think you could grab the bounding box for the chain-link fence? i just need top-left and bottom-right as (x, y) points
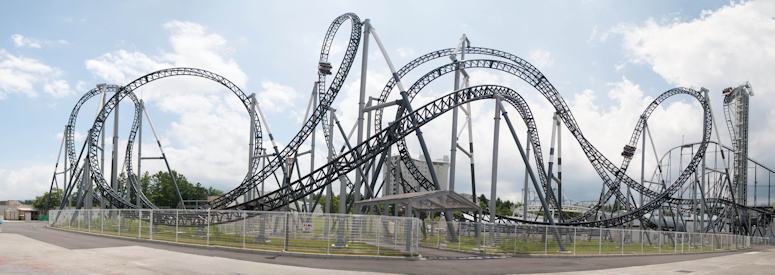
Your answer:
(49, 209), (421, 257)
(421, 220), (754, 256)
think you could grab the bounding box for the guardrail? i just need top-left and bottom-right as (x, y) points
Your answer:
(422, 220), (753, 256)
(49, 209), (421, 257)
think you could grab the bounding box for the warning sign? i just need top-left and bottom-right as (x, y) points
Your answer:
(303, 222), (313, 233)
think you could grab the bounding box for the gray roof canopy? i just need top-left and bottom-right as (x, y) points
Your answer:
(355, 190), (479, 211)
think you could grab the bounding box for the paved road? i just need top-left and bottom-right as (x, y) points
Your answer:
(0, 221), (761, 274)
(534, 250), (775, 275)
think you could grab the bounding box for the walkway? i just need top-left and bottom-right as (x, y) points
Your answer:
(0, 221), (764, 274)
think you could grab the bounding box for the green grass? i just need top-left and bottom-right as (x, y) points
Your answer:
(420, 234), (740, 255)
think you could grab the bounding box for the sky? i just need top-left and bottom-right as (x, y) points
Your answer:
(1, 0), (774, 205)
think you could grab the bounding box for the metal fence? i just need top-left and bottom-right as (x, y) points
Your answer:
(49, 209), (422, 257)
(421, 220), (754, 256)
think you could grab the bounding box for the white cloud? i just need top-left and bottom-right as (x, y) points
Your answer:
(83, 20), (286, 192)
(43, 80), (74, 98)
(528, 49), (554, 68)
(616, 0), (775, 165)
(85, 50), (166, 84)
(11, 34), (41, 48)
(0, 49), (74, 99)
(396, 47), (417, 59)
(10, 34), (69, 48)
(256, 81), (298, 113)
(0, 165), (52, 200)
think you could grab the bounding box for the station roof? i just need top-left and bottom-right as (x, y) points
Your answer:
(354, 190), (479, 211)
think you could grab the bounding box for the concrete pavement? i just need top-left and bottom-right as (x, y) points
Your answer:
(533, 249), (775, 275)
(0, 232), (388, 274)
(1, 221), (768, 274)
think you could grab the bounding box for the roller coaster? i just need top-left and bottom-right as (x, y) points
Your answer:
(49, 13), (774, 238)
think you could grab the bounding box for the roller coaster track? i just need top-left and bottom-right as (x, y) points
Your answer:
(58, 85), (156, 210)
(58, 13), (766, 231)
(209, 13), (362, 209)
(377, 56), (710, 225)
(80, 68), (262, 209)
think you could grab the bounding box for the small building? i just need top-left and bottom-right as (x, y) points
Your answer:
(0, 200), (40, 221)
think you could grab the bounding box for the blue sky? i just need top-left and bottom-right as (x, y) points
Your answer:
(2, 1), (773, 203)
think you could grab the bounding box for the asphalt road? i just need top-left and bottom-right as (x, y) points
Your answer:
(2, 221), (757, 275)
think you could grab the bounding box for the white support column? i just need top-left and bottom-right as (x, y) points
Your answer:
(137, 100), (144, 208)
(354, 19), (370, 212)
(247, 93), (257, 202)
(523, 131), (531, 220)
(109, 84), (120, 196)
(489, 96), (502, 229)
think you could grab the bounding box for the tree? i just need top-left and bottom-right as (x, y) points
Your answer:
(34, 170), (223, 210)
(477, 194), (517, 216)
(137, 170), (223, 208)
(318, 194), (354, 213)
(207, 186), (223, 196)
(33, 189), (64, 212)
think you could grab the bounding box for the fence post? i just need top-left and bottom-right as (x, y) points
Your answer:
(150, 210), (154, 240)
(514, 224), (518, 255)
(88, 210), (91, 232)
(436, 221), (441, 248)
(138, 210), (141, 239)
(621, 229), (624, 255)
(702, 233), (705, 252)
(242, 211), (247, 249)
(101, 209), (104, 233)
(283, 211), (289, 252)
(326, 214), (331, 255)
(175, 209), (179, 243)
(673, 232), (677, 254)
(118, 210), (121, 236)
(573, 227), (577, 256)
(377, 217), (381, 256)
(458, 221), (462, 251)
(544, 226), (548, 255)
(598, 227), (602, 255)
(395, 218), (398, 252)
(640, 230), (644, 255)
(206, 209), (210, 246)
(659, 232), (662, 254)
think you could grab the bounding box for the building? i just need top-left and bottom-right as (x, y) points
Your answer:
(0, 200), (40, 221)
(383, 155), (449, 195)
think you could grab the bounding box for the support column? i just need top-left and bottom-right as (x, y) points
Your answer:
(489, 97), (502, 227)
(557, 116), (563, 216)
(448, 60), (461, 192)
(405, 203), (413, 253)
(640, 122), (645, 208)
(326, 113), (334, 214)
(83, 155), (93, 210)
(248, 93), (257, 202)
(498, 99), (564, 251)
(137, 100), (143, 208)
(354, 19), (370, 212)
(523, 131), (530, 219)
(110, 85), (119, 195)
(99, 87), (107, 204)
(546, 113), (559, 221)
